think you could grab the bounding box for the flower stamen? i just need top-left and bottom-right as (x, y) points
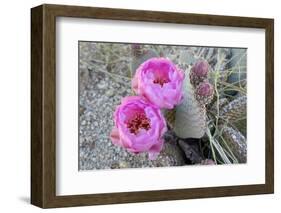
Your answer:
(153, 78), (169, 86)
(127, 113), (151, 134)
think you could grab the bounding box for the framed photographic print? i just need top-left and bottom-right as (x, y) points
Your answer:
(31, 4), (274, 208)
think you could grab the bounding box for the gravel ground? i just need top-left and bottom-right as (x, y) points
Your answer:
(79, 42), (186, 170)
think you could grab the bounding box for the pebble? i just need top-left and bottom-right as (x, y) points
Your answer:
(105, 90), (114, 97)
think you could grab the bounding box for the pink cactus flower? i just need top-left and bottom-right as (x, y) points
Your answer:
(132, 58), (184, 109)
(110, 96), (167, 160)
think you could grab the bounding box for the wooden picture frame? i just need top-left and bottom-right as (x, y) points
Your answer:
(31, 4), (274, 208)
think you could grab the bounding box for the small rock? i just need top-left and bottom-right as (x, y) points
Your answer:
(105, 90), (114, 97)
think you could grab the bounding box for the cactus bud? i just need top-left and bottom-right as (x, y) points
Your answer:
(190, 60), (209, 86)
(200, 159), (216, 165)
(195, 81), (214, 105)
(131, 44), (147, 57)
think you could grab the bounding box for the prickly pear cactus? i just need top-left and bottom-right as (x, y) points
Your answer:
(222, 126), (247, 163)
(220, 96), (247, 123)
(173, 68), (207, 138)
